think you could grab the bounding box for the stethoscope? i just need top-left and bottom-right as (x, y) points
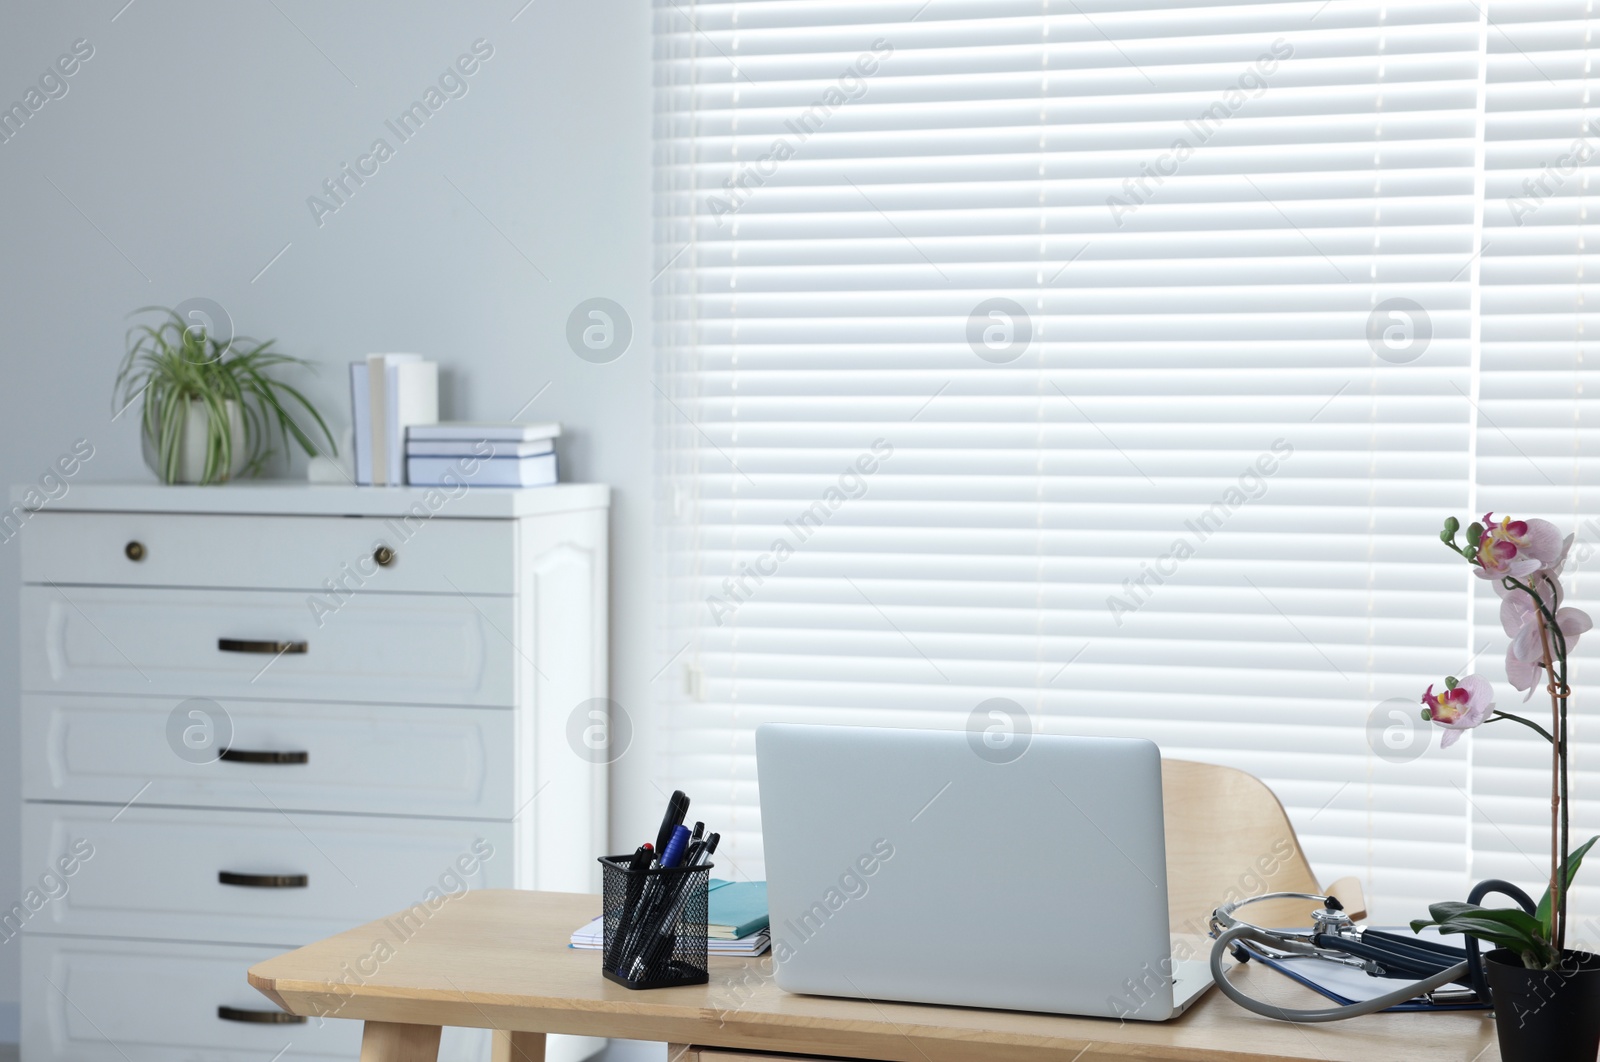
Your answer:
(1208, 879), (1537, 1022)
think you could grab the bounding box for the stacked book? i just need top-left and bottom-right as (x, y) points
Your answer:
(570, 879), (771, 957)
(405, 421), (560, 487)
(350, 354), (439, 486)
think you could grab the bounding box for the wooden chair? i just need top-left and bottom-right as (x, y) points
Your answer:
(1162, 758), (1366, 936)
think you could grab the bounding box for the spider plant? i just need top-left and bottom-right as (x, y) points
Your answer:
(113, 306), (336, 484)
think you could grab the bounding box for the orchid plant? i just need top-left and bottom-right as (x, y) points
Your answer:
(1409, 514), (1598, 971)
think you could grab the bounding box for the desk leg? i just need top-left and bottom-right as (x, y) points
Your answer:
(491, 1030), (547, 1062)
(358, 1021), (442, 1062)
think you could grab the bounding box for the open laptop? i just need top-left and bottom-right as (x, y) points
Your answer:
(755, 723), (1214, 1021)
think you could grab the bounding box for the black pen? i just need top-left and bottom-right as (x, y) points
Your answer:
(632, 833), (719, 980)
(620, 827), (688, 973)
(697, 831), (720, 865)
(627, 831), (723, 985)
(620, 790), (693, 978)
(608, 843), (653, 970)
(653, 838), (705, 930)
(648, 831), (702, 936)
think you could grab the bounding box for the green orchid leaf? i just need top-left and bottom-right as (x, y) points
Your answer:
(1451, 907), (1547, 938)
(1424, 921), (1537, 952)
(1427, 920), (1550, 960)
(1426, 901), (1490, 923)
(1425, 903), (1545, 940)
(1417, 902), (1555, 964)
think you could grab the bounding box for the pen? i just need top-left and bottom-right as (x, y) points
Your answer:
(640, 825), (704, 966)
(660, 824), (691, 868)
(658, 837), (705, 939)
(619, 824), (691, 973)
(607, 843), (653, 970)
(616, 789), (698, 980)
(630, 836), (718, 980)
(620, 822), (696, 973)
(696, 832), (720, 865)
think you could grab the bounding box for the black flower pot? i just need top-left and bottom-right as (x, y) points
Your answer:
(1485, 948), (1600, 1062)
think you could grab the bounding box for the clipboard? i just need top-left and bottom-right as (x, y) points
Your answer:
(1233, 931), (1490, 1012)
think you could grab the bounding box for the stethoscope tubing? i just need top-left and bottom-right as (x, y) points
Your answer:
(1208, 923), (1472, 1023)
(1207, 889), (1489, 1022)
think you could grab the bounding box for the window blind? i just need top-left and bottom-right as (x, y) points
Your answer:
(651, 0), (1596, 924)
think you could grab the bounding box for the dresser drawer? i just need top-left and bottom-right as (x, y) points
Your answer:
(22, 510), (514, 595)
(21, 585), (516, 705)
(22, 805), (513, 945)
(22, 935), (491, 1062)
(22, 694), (518, 818)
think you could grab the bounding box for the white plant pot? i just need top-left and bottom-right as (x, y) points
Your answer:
(142, 399), (248, 484)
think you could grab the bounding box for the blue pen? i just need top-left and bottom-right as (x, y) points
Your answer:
(660, 824), (691, 868)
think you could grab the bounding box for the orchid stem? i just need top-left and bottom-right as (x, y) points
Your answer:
(1488, 711), (1556, 744)
(1521, 574), (1568, 953)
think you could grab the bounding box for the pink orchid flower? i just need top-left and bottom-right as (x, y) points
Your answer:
(1421, 675), (1496, 748)
(1474, 513), (1566, 588)
(1501, 577), (1593, 699)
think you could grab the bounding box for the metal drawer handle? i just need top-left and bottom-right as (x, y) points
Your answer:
(374, 545), (395, 567)
(217, 638), (308, 655)
(218, 871), (308, 889)
(124, 540), (145, 562)
(219, 749), (309, 765)
(217, 1005), (306, 1025)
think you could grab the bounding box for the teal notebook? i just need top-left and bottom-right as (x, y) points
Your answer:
(707, 879), (769, 940)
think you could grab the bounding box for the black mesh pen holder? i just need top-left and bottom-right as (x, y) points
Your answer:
(598, 855), (713, 990)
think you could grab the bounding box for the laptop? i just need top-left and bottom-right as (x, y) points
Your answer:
(755, 723), (1214, 1021)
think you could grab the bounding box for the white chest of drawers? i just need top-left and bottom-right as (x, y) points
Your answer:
(10, 483), (610, 1062)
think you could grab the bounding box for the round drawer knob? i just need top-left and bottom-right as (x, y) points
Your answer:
(124, 541), (145, 562)
(373, 546), (395, 568)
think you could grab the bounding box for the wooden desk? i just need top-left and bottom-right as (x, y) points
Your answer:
(249, 890), (1499, 1062)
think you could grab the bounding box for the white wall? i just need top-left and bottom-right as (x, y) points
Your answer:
(0, 0), (663, 1035)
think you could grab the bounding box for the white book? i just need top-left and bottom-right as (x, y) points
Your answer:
(407, 421), (561, 443)
(349, 362), (373, 485)
(365, 354), (422, 486)
(407, 453), (558, 488)
(387, 361), (438, 485)
(406, 438), (555, 458)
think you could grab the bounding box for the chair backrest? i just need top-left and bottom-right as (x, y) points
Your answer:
(1161, 758), (1323, 935)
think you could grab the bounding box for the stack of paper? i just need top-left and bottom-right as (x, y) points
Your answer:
(569, 917), (770, 956)
(571, 879), (772, 957)
(405, 422), (560, 488)
(349, 354), (439, 486)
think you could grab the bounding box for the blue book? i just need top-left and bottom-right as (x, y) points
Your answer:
(707, 880), (769, 940)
